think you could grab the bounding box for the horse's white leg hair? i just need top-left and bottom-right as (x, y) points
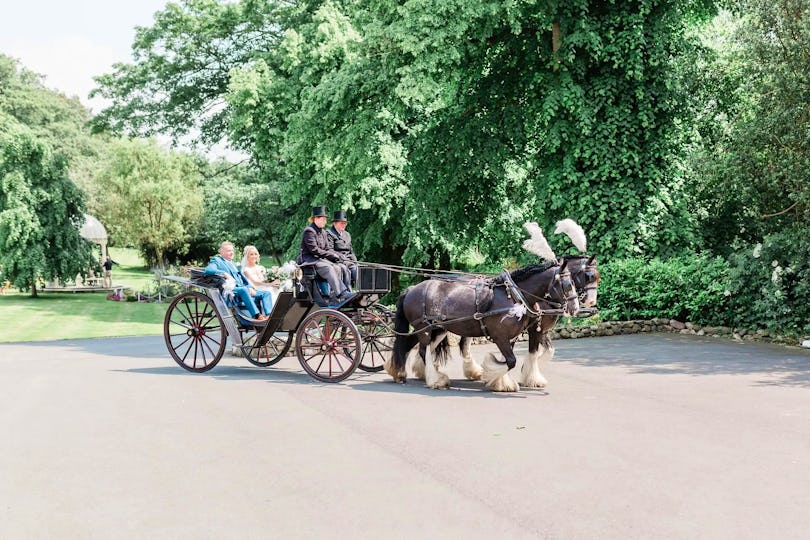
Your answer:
(410, 350), (426, 380)
(460, 338), (482, 380)
(481, 352), (519, 392)
(538, 342), (555, 380)
(520, 348), (548, 388)
(424, 331), (450, 389)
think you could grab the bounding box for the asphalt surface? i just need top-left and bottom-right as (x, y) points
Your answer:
(1, 333), (809, 539)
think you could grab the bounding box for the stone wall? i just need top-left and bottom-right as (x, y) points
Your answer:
(540, 318), (804, 346)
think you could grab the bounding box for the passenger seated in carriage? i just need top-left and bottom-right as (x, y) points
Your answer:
(296, 206), (353, 305)
(204, 241), (272, 321)
(241, 245), (281, 304)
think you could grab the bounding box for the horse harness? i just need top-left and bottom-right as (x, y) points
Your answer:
(407, 268), (573, 338)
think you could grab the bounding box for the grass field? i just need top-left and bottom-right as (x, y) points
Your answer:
(0, 248), (166, 342)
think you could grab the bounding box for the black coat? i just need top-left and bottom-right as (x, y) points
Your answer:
(298, 223), (341, 265)
(327, 226), (357, 263)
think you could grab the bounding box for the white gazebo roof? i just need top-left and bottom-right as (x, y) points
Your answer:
(80, 214), (108, 243)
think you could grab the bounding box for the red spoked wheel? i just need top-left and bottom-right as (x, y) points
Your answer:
(355, 305), (394, 372)
(295, 309), (361, 383)
(243, 329), (294, 367)
(164, 291), (226, 372)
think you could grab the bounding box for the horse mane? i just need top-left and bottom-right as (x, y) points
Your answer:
(497, 261), (557, 284)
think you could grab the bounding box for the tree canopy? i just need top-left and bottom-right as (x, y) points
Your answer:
(94, 138), (204, 267)
(0, 127), (97, 296)
(93, 0), (719, 268)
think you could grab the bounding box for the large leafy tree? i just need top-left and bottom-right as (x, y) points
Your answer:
(90, 0), (288, 146)
(0, 127), (97, 297)
(94, 0), (717, 267)
(687, 1), (809, 251)
(94, 138), (204, 267)
(0, 54), (118, 222)
(229, 0), (715, 265)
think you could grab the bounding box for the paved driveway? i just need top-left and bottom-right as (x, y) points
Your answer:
(1, 333), (809, 539)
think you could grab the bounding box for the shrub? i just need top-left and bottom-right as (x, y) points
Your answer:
(725, 231), (810, 334)
(598, 254), (731, 325)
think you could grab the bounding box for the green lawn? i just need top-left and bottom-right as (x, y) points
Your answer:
(0, 248), (167, 342)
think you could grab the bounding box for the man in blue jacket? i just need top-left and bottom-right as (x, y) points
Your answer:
(205, 241), (272, 320)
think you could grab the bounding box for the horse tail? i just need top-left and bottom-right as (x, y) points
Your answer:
(392, 288), (417, 371)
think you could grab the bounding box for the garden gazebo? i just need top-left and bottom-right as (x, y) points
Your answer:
(79, 214), (108, 258)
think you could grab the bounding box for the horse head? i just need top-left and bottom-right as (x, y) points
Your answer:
(509, 260), (580, 317)
(564, 254), (600, 308)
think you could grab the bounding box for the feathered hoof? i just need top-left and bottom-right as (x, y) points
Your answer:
(426, 371), (450, 390)
(463, 360), (483, 381)
(521, 373), (548, 389)
(482, 353), (519, 392)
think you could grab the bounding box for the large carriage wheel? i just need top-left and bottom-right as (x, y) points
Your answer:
(355, 304), (394, 372)
(164, 291), (226, 372)
(295, 309), (361, 383)
(242, 329), (294, 367)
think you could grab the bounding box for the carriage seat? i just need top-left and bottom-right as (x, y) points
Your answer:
(299, 265), (331, 297)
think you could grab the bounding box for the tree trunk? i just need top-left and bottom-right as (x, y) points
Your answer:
(30, 275), (38, 298)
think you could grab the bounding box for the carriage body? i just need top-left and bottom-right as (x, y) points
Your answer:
(162, 265), (393, 382)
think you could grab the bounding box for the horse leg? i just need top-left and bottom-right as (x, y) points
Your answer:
(410, 347), (426, 380)
(410, 329), (447, 381)
(521, 323), (548, 388)
(385, 291), (415, 383)
(423, 330), (450, 389)
(458, 336), (482, 380)
(481, 340), (519, 392)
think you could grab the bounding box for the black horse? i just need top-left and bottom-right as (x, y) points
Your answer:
(386, 260), (580, 391)
(449, 254), (600, 389)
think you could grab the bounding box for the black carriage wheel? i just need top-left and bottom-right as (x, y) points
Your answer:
(295, 309), (361, 383)
(164, 291), (226, 373)
(355, 305), (394, 372)
(243, 330), (294, 367)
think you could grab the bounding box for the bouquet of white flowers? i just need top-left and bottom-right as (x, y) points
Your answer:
(265, 261), (298, 291)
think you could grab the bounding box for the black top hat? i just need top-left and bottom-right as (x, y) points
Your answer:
(310, 206), (327, 218)
(332, 210), (348, 222)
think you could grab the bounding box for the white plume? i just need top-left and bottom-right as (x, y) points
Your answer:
(554, 218), (587, 252)
(522, 221), (557, 261)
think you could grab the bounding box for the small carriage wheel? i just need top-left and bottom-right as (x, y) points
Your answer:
(295, 309), (362, 383)
(242, 330), (294, 367)
(355, 305), (394, 372)
(164, 291), (226, 373)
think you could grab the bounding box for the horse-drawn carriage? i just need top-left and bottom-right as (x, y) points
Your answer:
(162, 219), (599, 391)
(162, 264), (394, 382)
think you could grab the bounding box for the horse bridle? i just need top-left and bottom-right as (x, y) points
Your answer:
(572, 256), (599, 301)
(514, 262), (578, 313)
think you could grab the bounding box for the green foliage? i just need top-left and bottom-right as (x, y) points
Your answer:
(95, 0), (717, 268)
(725, 231), (810, 334)
(0, 128), (97, 296)
(0, 54), (93, 159)
(598, 254), (731, 324)
(94, 138), (204, 267)
(187, 160), (290, 264)
(90, 0), (287, 146)
(686, 2), (810, 252)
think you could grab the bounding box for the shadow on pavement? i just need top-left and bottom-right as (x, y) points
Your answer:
(550, 333), (810, 388)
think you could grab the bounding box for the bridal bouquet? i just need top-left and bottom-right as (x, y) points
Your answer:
(265, 261), (298, 291)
